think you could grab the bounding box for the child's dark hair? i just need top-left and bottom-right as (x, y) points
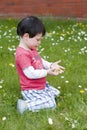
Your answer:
(17, 16), (46, 38)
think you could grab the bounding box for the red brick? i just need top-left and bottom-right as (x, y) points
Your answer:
(0, 0), (87, 18)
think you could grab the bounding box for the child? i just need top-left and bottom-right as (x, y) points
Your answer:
(15, 16), (64, 114)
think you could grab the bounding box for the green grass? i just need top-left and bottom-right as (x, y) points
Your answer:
(0, 17), (87, 130)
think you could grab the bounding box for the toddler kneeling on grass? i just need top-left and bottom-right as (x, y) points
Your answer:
(15, 16), (64, 114)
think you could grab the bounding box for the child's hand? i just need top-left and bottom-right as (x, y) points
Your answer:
(51, 60), (61, 68)
(54, 68), (64, 74)
(47, 68), (62, 76)
(50, 60), (65, 72)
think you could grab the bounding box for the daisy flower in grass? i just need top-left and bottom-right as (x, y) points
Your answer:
(65, 80), (69, 83)
(9, 63), (15, 67)
(0, 85), (2, 89)
(0, 79), (4, 84)
(48, 118), (53, 125)
(2, 116), (6, 121)
(84, 88), (87, 91)
(80, 90), (84, 94)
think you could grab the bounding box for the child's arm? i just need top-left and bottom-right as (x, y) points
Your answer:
(23, 60), (65, 79)
(42, 59), (65, 71)
(23, 66), (47, 79)
(42, 58), (52, 69)
(23, 66), (62, 79)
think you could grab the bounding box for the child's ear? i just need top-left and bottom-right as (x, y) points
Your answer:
(23, 33), (29, 39)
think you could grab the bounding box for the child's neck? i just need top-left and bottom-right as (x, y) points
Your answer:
(19, 38), (30, 50)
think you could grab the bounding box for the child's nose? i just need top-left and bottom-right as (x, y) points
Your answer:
(38, 41), (41, 44)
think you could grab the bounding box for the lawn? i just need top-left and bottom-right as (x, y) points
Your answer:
(0, 17), (87, 130)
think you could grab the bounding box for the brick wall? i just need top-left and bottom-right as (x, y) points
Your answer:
(0, 0), (87, 18)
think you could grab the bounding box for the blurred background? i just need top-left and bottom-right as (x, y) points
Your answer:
(0, 0), (87, 19)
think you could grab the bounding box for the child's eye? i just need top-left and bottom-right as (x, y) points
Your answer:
(37, 39), (40, 41)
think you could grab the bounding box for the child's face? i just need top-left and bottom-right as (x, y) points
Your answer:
(24, 33), (43, 50)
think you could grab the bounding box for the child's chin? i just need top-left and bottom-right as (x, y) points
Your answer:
(31, 47), (37, 50)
